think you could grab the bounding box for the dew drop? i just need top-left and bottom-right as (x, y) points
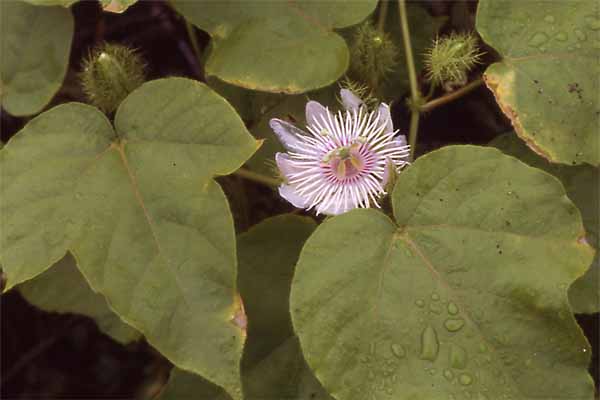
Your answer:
(447, 302), (459, 315)
(443, 369), (455, 381)
(429, 302), (442, 314)
(449, 344), (468, 369)
(415, 299), (425, 308)
(574, 29), (587, 41)
(585, 15), (600, 31)
(459, 373), (473, 386)
(478, 343), (488, 353)
(391, 343), (406, 359)
(444, 318), (466, 332)
(544, 15), (555, 23)
(420, 325), (440, 361)
(431, 293), (440, 301)
(555, 32), (568, 41)
(429, 368), (437, 375)
(528, 32), (549, 47)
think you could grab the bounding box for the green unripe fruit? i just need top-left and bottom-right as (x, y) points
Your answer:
(80, 43), (146, 113)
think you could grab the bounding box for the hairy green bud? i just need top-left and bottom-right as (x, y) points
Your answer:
(79, 43), (146, 113)
(349, 22), (398, 89)
(424, 32), (484, 91)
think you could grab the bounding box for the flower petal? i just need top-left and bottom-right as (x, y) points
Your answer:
(377, 103), (394, 134)
(396, 134), (407, 147)
(269, 118), (307, 151)
(305, 100), (330, 127)
(340, 89), (364, 111)
(275, 152), (301, 179)
(279, 184), (309, 209)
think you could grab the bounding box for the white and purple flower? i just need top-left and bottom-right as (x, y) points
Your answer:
(270, 89), (410, 215)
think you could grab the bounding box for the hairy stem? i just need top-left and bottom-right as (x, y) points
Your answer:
(185, 21), (202, 62)
(398, 0), (421, 161)
(420, 78), (484, 113)
(234, 167), (280, 188)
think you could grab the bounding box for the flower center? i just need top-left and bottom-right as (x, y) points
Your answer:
(327, 145), (365, 180)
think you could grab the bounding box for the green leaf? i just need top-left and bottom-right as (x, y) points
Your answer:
(238, 215), (331, 400)
(1, 103), (114, 288)
(491, 132), (600, 314)
(158, 368), (231, 400)
(291, 145), (594, 400)
(172, 1), (377, 93)
(476, 0), (599, 165)
(17, 253), (140, 344)
(21, 0), (78, 6)
(0, 77), (259, 398)
(99, 0), (138, 13)
(1, 0), (74, 116)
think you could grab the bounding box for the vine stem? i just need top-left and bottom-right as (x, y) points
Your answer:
(184, 20), (202, 62)
(420, 78), (484, 113)
(398, 0), (421, 161)
(377, 0), (389, 33)
(233, 168), (280, 188)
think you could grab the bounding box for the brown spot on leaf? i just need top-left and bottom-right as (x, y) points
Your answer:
(230, 292), (247, 336)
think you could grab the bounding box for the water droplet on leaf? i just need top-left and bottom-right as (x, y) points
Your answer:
(449, 344), (468, 369)
(444, 318), (466, 332)
(574, 29), (587, 41)
(391, 343), (406, 359)
(447, 302), (459, 315)
(420, 325), (440, 361)
(459, 373), (473, 386)
(443, 369), (455, 381)
(555, 32), (568, 41)
(585, 15), (600, 30)
(528, 32), (549, 47)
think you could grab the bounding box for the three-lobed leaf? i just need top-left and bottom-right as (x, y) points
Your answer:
(0, 77), (259, 399)
(172, 0), (378, 93)
(291, 145), (594, 400)
(491, 132), (599, 314)
(476, 0), (599, 165)
(1, 0), (74, 116)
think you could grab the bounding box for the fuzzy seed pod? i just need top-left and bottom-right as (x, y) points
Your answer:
(349, 22), (398, 89)
(80, 43), (146, 113)
(424, 32), (484, 91)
